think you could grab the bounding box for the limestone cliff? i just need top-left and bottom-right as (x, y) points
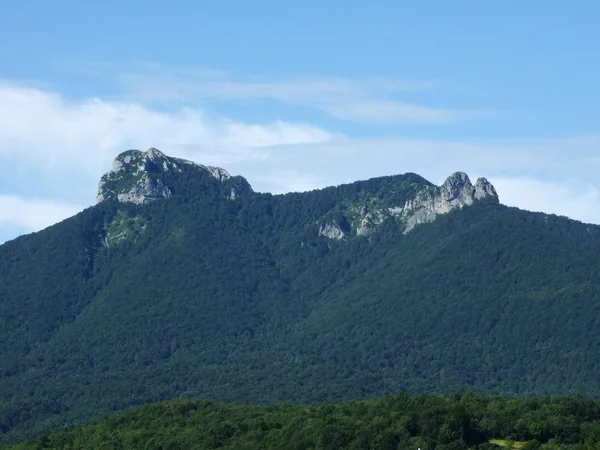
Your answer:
(97, 148), (251, 204)
(318, 172), (499, 239)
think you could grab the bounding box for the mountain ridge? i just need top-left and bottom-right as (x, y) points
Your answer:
(2, 147), (600, 444)
(96, 147), (499, 238)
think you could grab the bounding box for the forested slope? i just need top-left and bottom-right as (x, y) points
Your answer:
(3, 149), (600, 443)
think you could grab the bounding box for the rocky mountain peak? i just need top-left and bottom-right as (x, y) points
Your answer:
(318, 171), (499, 239)
(146, 147), (166, 160)
(401, 171), (499, 232)
(97, 148), (249, 205)
(440, 172), (476, 205)
(475, 177), (498, 200)
(441, 171), (470, 196)
(439, 172), (498, 206)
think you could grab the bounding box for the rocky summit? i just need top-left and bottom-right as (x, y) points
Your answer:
(317, 171), (499, 239)
(97, 148), (251, 205)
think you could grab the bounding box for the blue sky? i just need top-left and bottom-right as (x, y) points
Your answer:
(1, 1), (600, 243)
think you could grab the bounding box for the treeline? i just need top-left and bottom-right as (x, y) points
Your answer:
(8, 392), (600, 449)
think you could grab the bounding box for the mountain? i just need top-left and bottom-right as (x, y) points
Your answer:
(3, 148), (600, 443)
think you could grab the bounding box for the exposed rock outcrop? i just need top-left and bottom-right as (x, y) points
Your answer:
(356, 210), (386, 236)
(401, 172), (498, 233)
(319, 221), (346, 240)
(97, 148), (250, 205)
(475, 177), (498, 200)
(318, 172), (499, 239)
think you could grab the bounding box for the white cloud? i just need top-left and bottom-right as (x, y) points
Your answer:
(0, 82), (334, 236)
(0, 81), (333, 184)
(492, 178), (600, 224)
(230, 136), (600, 190)
(118, 69), (442, 101)
(224, 137), (600, 224)
(0, 195), (82, 231)
(115, 69), (463, 124)
(1, 80), (600, 243)
(322, 100), (472, 123)
(256, 170), (329, 194)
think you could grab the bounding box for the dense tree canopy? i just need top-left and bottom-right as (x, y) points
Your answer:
(3, 167), (600, 443)
(9, 393), (600, 449)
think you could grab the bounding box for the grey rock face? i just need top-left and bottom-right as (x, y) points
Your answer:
(318, 221), (346, 240)
(112, 153), (137, 172)
(440, 172), (475, 206)
(319, 171), (499, 239)
(96, 148), (248, 205)
(116, 175), (171, 205)
(207, 167), (231, 182)
(401, 172), (498, 233)
(356, 211), (386, 236)
(475, 177), (498, 200)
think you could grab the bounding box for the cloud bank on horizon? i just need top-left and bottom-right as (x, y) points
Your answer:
(1, 79), (600, 245)
(1, 1), (600, 244)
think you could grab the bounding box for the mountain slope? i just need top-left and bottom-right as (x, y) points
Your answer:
(2, 148), (600, 442)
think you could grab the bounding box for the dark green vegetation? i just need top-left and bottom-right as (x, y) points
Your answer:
(3, 150), (600, 443)
(10, 393), (600, 449)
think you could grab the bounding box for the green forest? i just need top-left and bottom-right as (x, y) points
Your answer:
(9, 393), (600, 449)
(4, 151), (600, 444)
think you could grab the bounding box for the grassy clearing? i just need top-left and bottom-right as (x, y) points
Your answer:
(489, 439), (526, 448)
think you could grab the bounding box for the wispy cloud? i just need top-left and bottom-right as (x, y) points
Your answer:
(0, 81), (333, 177)
(222, 136), (600, 225)
(88, 63), (478, 124)
(1, 80), (600, 243)
(321, 99), (477, 123)
(0, 81), (335, 237)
